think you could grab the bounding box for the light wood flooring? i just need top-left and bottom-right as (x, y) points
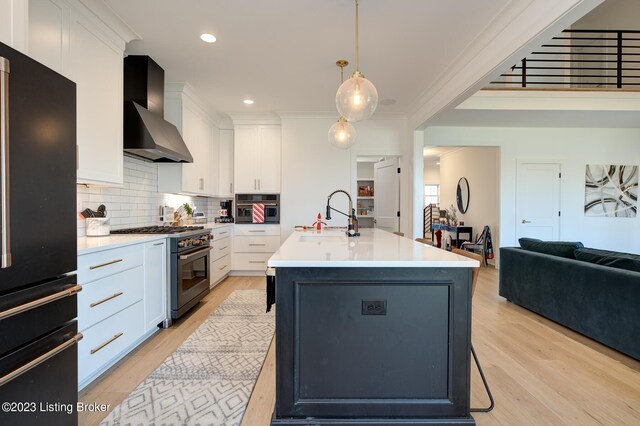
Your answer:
(79, 269), (640, 426)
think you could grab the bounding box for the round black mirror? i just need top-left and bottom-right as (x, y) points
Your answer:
(456, 177), (470, 214)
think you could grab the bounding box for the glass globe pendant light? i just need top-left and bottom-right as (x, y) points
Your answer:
(329, 117), (356, 149)
(335, 0), (378, 122)
(329, 60), (356, 149)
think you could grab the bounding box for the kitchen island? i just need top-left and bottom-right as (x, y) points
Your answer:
(267, 229), (479, 425)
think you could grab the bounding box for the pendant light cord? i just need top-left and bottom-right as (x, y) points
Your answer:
(355, 0), (359, 72)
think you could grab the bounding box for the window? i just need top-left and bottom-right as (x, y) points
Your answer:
(424, 184), (439, 206)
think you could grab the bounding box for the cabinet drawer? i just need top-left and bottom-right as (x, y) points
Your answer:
(211, 255), (231, 284)
(211, 237), (231, 261)
(212, 226), (233, 240)
(78, 265), (144, 331)
(233, 252), (272, 271)
(78, 244), (144, 284)
(234, 224), (280, 236)
(78, 301), (144, 385)
(234, 235), (280, 253)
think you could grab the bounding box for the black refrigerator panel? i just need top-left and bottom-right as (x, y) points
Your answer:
(0, 42), (77, 293)
(0, 321), (79, 426)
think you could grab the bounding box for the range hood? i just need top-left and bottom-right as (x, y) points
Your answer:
(123, 56), (193, 163)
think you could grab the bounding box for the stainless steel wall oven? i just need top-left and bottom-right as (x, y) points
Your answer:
(235, 194), (280, 224)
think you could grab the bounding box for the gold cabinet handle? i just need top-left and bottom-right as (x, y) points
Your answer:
(89, 292), (124, 308)
(90, 332), (123, 354)
(219, 246), (228, 250)
(89, 259), (123, 270)
(249, 260), (265, 264)
(521, 219), (531, 224)
(248, 230), (266, 233)
(248, 243), (266, 246)
(219, 265), (228, 270)
(153, 242), (165, 246)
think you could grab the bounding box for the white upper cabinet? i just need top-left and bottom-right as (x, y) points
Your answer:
(28, 0), (136, 186)
(0, 0), (28, 52)
(218, 129), (234, 198)
(159, 84), (219, 196)
(234, 125), (281, 193)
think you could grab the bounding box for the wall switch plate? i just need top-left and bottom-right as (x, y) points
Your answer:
(362, 300), (387, 315)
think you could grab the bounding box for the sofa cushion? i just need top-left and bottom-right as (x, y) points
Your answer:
(574, 248), (640, 273)
(518, 238), (584, 259)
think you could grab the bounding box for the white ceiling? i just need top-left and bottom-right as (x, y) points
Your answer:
(104, 0), (511, 117)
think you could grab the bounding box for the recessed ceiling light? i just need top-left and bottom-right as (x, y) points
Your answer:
(243, 99), (254, 105)
(200, 33), (217, 43)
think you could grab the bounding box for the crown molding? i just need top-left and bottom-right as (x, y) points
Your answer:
(227, 112), (281, 126)
(78, 0), (140, 44)
(276, 111), (408, 120)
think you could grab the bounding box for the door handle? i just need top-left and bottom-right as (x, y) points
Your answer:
(179, 246), (212, 260)
(521, 219), (531, 224)
(254, 179), (257, 190)
(1, 57), (10, 268)
(0, 284), (82, 321)
(258, 179), (261, 190)
(0, 332), (83, 387)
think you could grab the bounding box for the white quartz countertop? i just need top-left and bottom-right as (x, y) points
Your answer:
(77, 234), (168, 255)
(267, 228), (479, 268)
(78, 223), (232, 255)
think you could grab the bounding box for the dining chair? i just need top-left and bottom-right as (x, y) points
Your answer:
(461, 225), (490, 266)
(452, 248), (495, 413)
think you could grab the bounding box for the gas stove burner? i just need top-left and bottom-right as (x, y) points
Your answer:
(111, 226), (205, 235)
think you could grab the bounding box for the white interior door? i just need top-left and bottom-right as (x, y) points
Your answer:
(374, 158), (400, 233)
(516, 162), (561, 242)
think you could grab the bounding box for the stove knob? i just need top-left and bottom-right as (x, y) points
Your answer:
(178, 240), (186, 248)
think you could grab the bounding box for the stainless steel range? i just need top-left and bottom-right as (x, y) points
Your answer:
(111, 226), (212, 323)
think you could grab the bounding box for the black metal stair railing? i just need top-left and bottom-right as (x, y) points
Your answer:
(490, 29), (640, 88)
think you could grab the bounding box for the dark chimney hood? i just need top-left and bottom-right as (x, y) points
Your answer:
(123, 55), (193, 163)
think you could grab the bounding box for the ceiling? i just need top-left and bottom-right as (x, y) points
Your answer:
(104, 0), (511, 118)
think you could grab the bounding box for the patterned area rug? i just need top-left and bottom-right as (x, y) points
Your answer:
(100, 290), (275, 426)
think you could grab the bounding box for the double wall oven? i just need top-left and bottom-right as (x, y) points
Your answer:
(111, 226), (212, 323)
(236, 194), (280, 224)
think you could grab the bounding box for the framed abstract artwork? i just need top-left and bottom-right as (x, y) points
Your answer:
(585, 164), (638, 217)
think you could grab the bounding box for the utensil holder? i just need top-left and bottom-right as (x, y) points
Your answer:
(86, 217), (110, 236)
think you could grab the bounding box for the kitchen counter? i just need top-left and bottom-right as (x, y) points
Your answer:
(267, 228), (478, 268)
(77, 234), (168, 255)
(270, 228), (476, 425)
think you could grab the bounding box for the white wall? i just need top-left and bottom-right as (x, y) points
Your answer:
(439, 147), (500, 263)
(425, 127), (640, 255)
(423, 161), (440, 185)
(280, 116), (410, 241)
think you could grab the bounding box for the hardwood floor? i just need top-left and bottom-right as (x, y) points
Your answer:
(79, 270), (640, 426)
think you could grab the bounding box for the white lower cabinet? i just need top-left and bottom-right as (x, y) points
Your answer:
(78, 301), (145, 386)
(144, 240), (167, 331)
(232, 224), (280, 272)
(210, 225), (232, 286)
(77, 238), (168, 389)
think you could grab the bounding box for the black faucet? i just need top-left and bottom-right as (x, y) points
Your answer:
(326, 190), (360, 237)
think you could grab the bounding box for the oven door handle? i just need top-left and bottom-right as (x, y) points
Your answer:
(179, 246), (212, 261)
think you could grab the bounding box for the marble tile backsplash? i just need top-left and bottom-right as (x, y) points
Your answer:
(77, 156), (225, 236)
